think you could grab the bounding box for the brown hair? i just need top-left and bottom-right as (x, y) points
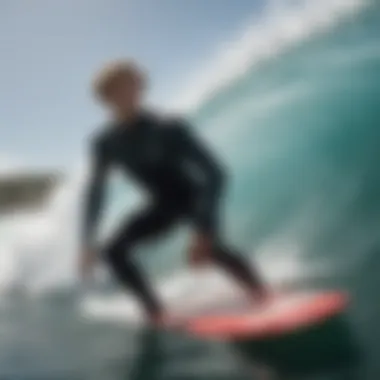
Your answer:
(92, 59), (146, 100)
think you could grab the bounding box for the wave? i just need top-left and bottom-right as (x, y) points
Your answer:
(0, 0), (373, 302)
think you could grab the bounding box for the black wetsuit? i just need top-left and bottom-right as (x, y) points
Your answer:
(83, 112), (263, 316)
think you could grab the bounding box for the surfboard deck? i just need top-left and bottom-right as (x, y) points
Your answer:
(173, 291), (349, 341)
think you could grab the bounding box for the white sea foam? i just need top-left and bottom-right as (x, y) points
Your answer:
(80, 241), (329, 325)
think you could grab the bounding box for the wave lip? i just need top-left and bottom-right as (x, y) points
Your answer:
(171, 0), (369, 112)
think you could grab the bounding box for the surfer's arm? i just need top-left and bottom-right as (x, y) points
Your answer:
(82, 138), (109, 247)
(176, 120), (226, 236)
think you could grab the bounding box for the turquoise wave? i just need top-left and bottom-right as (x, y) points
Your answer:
(100, 3), (380, 287)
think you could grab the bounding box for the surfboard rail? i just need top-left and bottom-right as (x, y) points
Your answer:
(185, 291), (349, 340)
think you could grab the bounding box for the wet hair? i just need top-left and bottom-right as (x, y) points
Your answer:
(92, 59), (146, 101)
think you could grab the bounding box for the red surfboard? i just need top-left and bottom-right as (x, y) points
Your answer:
(183, 291), (348, 341)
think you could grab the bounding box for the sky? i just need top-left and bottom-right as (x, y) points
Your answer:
(0, 0), (264, 170)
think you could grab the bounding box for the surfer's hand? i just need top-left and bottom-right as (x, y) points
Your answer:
(188, 233), (213, 267)
(79, 247), (97, 280)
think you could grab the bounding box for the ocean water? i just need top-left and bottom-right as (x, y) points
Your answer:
(1, 0), (380, 379)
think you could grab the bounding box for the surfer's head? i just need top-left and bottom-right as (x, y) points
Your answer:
(92, 59), (146, 120)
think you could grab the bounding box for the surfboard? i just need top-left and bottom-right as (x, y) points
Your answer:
(182, 291), (348, 341)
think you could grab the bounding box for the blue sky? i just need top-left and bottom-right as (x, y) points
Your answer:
(0, 0), (263, 169)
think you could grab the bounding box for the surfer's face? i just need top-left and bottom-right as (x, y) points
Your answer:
(104, 72), (144, 117)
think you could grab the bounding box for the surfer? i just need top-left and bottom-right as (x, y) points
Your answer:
(80, 60), (268, 325)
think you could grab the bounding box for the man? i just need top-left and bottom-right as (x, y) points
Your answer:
(80, 60), (268, 325)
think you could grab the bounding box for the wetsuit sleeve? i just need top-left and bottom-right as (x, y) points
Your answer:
(176, 121), (226, 236)
(82, 138), (109, 247)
